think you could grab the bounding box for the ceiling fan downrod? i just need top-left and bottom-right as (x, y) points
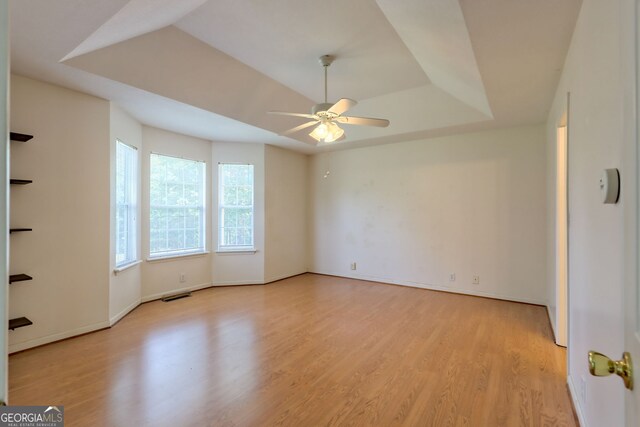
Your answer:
(319, 55), (334, 104)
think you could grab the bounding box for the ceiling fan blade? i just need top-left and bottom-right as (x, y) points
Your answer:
(281, 120), (319, 135)
(337, 116), (390, 127)
(268, 111), (317, 119)
(328, 98), (357, 115)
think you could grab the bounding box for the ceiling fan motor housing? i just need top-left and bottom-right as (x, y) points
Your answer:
(312, 103), (336, 116)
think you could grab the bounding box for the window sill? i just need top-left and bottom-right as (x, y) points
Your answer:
(146, 251), (210, 263)
(114, 260), (142, 274)
(215, 249), (257, 255)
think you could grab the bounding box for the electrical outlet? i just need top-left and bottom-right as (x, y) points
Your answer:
(473, 276), (480, 285)
(179, 273), (186, 283)
(350, 262), (357, 271)
(449, 273), (456, 282)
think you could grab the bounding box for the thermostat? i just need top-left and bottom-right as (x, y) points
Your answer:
(600, 168), (620, 204)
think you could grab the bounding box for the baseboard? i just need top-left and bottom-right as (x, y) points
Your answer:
(212, 272), (306, 286)
(141, 276), (297, 301)
(141, 281), (214, 303)
(264, 271), (307, 284)
(109, 299), (141, 326)
(546, 305), (558, 342)
(210, 280), (265, 287)
(9, 319), (111, 354)
(567, 374), (586, 426)
(310, 270), (546, 306)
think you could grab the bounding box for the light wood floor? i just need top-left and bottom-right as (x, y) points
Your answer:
(9, 274), (576, 426)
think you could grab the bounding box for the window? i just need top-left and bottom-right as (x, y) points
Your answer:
(149, 153), (206, 258)
(218, 163), (254, 250)
(115, 140), (138, 267)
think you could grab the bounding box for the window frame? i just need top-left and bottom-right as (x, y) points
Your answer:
(217, 162), (255, 252)
(115, 140), (138, 268)
(148, 152), (207, 260)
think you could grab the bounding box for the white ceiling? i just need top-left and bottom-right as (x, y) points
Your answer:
(9, 0), (581, 154)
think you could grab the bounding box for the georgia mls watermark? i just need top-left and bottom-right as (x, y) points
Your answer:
(0, 406), (63, 427)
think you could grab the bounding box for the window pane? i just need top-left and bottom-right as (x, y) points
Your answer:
(218, 164), (254, 249)
(168, 209), (184, 230)
(185, 209), (199, 228)
(168, 230), (183, 250)
(238, 209), (251, 227)
(115, 141), (138, 267)
(150, 153), (205, 257)
(223, 208), (238, 228)
(150, 207), (165, 231)
(229, 228), (238, 246)
(243, 228), (251, 246)
(150, 230), (166, 253)
(185, 229), (199, 248)
(222, 186), (236, 206)
(238, 186), (252, 206)
(184, 164), (199, 184)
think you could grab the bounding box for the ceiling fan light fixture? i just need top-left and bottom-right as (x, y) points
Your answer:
(309, 121), (343, 143)
(324, 122), (344, 142)
(269, 54), (389, 145)
(309, 122), (329, 140)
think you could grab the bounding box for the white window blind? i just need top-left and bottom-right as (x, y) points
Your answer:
(218, 163), (254, 250)
(115, 140), (138, 267)
(150, 153), (206, 258)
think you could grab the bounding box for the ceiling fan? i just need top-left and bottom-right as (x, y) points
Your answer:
(269, 55), (390, 143)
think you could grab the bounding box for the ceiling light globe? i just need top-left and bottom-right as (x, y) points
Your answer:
(309, 122), (329, 141)
(323, 122), (344, 143)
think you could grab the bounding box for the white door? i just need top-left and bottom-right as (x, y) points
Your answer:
(623, 0), (640, 424)
(0, 0), (9, 405)
(587, 0), (640, 424)
(625, 191), (639, 420)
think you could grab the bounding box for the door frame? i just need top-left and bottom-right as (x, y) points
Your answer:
(555, 95), (569, 349)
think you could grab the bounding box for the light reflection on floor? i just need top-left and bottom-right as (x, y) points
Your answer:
(106, 315), (260, 425)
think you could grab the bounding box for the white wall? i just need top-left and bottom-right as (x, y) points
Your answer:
(9, 75), (110, 352)
(546, 0), (626, 425)
(309, 125), (547, 304)
(211, 141), (265, 285)
(7, 76), (309, 352)
(140, 126), (213, 301)
(264, 145), (308, 282)
(1, 0), (10, 400)
(109, 104), (142, 323)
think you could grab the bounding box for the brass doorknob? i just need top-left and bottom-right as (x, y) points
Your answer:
(588, 351), (633, 390)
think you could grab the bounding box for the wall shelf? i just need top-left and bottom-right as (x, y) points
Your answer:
(10, 179), (32, 185)
(9, 317), (32, 330)
(9, 130), (34, 337)
(10, 132), (33, 142)
(10, 228), (32, 234)
(9, 274), (32, 284)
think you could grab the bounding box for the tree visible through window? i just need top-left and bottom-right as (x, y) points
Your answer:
(150, 154), (206, 258)
(115, 140), (138, 267)
(218, 163), (254, 250)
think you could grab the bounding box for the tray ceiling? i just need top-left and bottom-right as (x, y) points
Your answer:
(10, 0), (581, 153)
